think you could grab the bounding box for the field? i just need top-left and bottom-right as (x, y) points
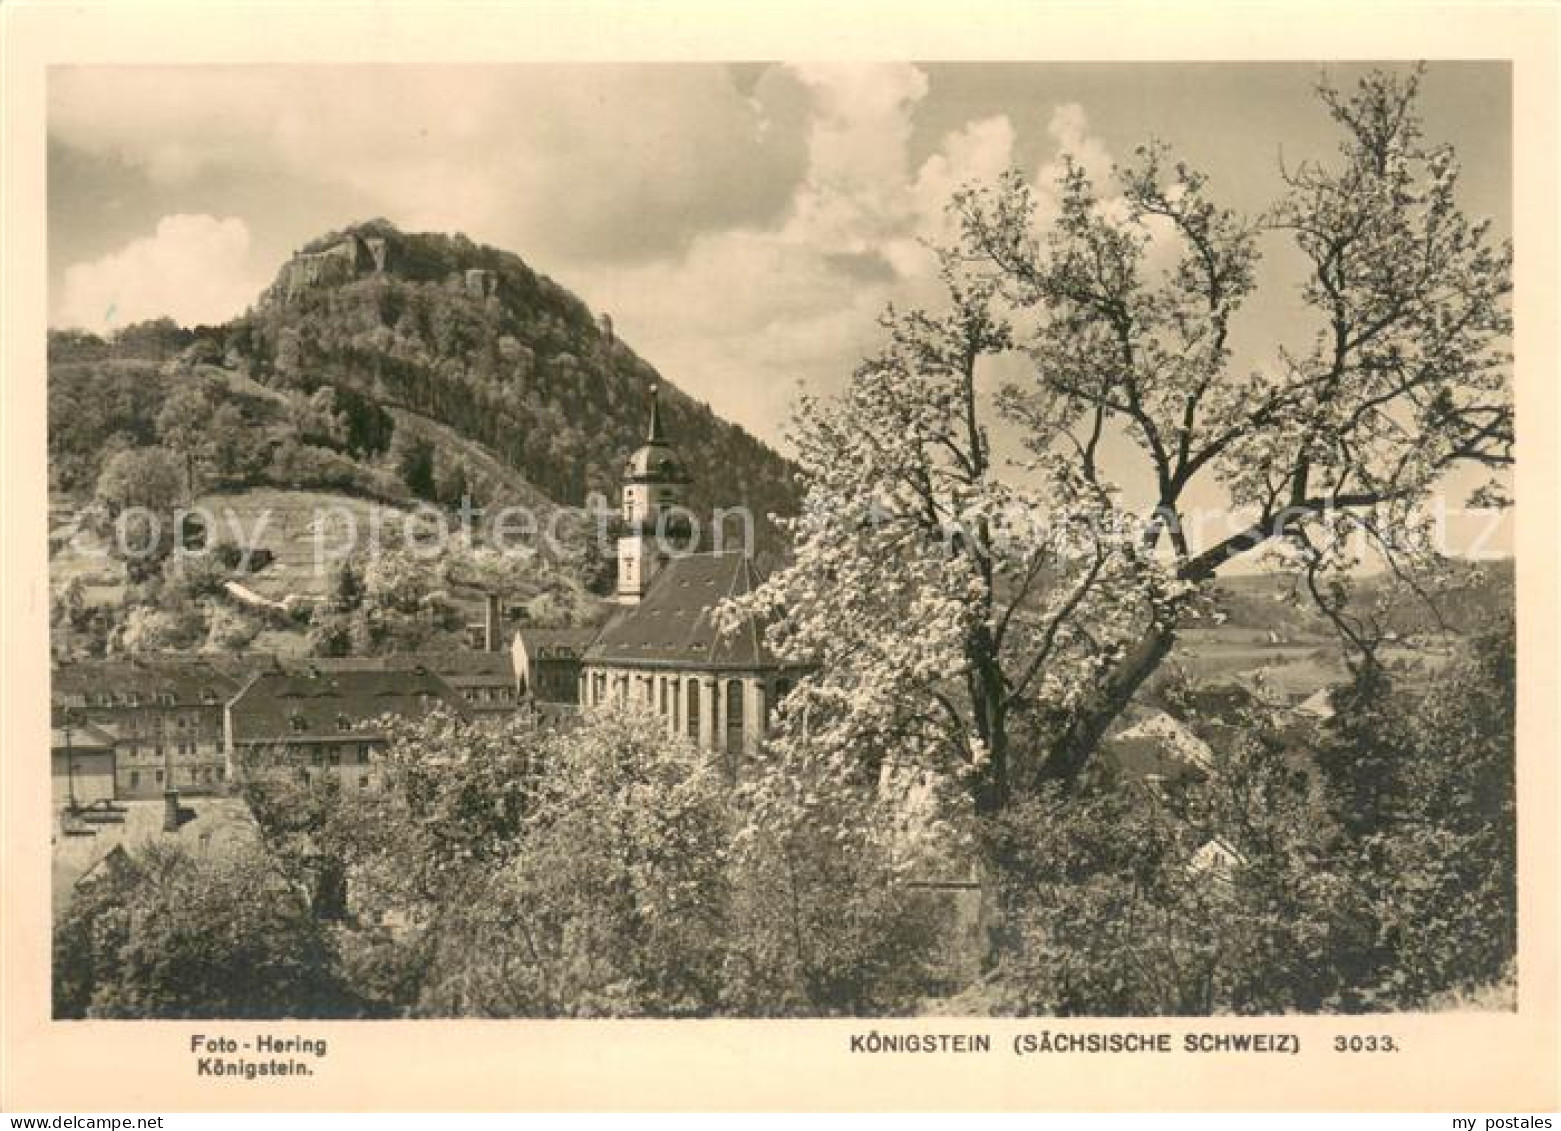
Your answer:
(51, 487), (428, 605)
(190, 487), (419, 601)
(1174, 625), (1456, 701)
(49, 504), (126, 606)
(1175, 627), (1347, 701)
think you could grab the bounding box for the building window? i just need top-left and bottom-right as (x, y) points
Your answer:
(290, 713), (306, 734)
(326, 745), (341, 766)
(659, 678), (668, 717)
(337, 714), (352, 732)
(686, 680), (700, 740)
(359, 774), (371, 791)
(725, 681), (744, 755)
(154, 769), (164, 785)
(129, 770), (140, 789)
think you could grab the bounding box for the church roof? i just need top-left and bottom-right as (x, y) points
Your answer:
(625, 441), (687, 481)
(584, 552), (782, 671)
(624, 384), (689, 482)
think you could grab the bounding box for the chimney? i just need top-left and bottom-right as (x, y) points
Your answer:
(484, 593), (502, 653)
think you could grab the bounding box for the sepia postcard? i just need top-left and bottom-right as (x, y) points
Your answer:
(2, 0), (1558, 1114)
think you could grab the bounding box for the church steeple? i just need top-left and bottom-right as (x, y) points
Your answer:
(616, 383), (691, 604)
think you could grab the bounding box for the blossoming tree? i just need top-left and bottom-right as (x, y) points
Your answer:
(729, 67), (1512, 815)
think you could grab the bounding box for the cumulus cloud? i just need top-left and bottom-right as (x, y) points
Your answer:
(48, 63), (1126, 445)
(58, 214), (259, 333)
(570, 64), (1028, 433)
(50, 65), (808, 266)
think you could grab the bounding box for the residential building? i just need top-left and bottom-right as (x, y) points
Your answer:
(51, 720), (117, 807)
(225, 663), (471, 792)
(513, 625), (595, 725)
(51, 658), (240, 798)
(306, 652), (519, 720)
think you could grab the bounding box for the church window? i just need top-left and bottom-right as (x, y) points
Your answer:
(725, 680), (744, 755)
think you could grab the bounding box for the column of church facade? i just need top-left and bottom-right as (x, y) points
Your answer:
(743, 676), (766, 757)
(698, 676), (717, 751)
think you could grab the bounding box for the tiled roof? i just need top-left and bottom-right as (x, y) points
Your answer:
(514, 626), (598, 660)
(584, 552), (779, 670)
(1100, 708), (1214, 783)
(52, 796), (262, 909)
(51, 722), (118, 751)
(52, 657), (241, 708)
(228, 666), (469, 744)
(205, 651), (516, 689)
(306, 651), (516, 688)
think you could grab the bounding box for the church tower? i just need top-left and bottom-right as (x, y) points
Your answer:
(617, 385), (691, 603)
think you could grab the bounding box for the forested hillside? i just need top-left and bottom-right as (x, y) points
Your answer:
(47, 223), (803, 657)
(231, 220), (800, 536)
(51, 220), (800, 539)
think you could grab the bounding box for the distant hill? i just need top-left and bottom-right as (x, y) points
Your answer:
(1204, 558), (1514, 638)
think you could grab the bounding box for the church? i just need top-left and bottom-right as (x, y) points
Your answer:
(575, 387), (806, 779)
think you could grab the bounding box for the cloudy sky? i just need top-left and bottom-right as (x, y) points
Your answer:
(49, 61), (1509, 479)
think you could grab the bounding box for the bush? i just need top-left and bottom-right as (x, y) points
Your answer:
(265, 439), (406, 500)
(722, 752), (964, 1016)
(54, 841), (359, 1019)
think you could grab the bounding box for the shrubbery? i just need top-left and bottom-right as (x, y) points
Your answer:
(53, 620), (1515, 1019)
